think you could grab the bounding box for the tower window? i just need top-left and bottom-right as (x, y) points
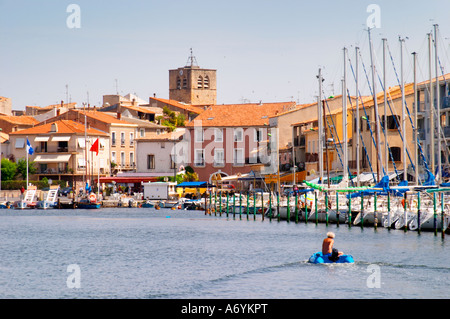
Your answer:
(197, 76), (203, 89)
(204, 76), (209, 89)
(182, 77), (187, 88)
(176, 76), (181, 89)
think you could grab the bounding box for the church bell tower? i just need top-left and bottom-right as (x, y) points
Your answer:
(169, 49), (217, 106)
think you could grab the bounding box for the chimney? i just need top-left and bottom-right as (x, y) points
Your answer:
(117, 112), (121, 120)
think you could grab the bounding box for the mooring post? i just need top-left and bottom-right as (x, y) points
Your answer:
(374, 192), (378, 230)
(239, 191), (242, 220)
(348, 192), (352, 228)
(315, 191), (318, 225)
(441, 192), (445, 239)
(336, 191), (340, 227)
(286, 192), (290, 223)
(261, 189), (265, 221)
(246, 191), (250, 221)
(253, 192), (256, 221)
(433, 192), (437, 236)
(417, 191), (421, 234)
(277, 192), (280, 222)
(294, 192), (298, 223)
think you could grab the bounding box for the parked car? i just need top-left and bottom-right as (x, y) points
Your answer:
(59, 187), (73, 196)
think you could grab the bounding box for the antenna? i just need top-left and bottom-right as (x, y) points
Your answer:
(186, 48), (198, 67)
(115, 79), (119, 95)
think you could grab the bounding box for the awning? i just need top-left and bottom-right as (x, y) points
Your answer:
(34, 154), (72, 163)
(52, 136), (71, 142)
(15, 138), (25, 148)
(176, 181), (215, 188)
(98, 176), (159, 184)
(35, 136), (50, 142)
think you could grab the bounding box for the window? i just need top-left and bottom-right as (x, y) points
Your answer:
(111, 151), (116, 164)
(15, 138), (25, 149)
(204, 76), (209, 89)
(197, 76), (203, 89)
(40, 141), (48, 153)
(120, 152), (125, 167)
(130, 132), (134, 146)
(214, 128), (223, 142)
(161, 142), (165, 149)
(177, 76), (181, 89)
(214, 148), (224, 166)
(58, 141), (68, 152)
(112, 132), (116, 146)
(194, 149), (205, 166)
(391, 147), (401, 162)
(195, 127), (204, 142)
(234, 148), (244, 166)
(182, 77), (187, 89)
(140, 128), (145, 138)
(170, 154), (176, 169)
(147, 154), (155, 169)
(130, 152), (134, 167)
(121, 132), (125, 146)
(254, 128), (263, 142)
(234, 128), (243, 142)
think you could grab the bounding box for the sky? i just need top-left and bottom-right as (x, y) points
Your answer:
(0, 0), (449, 110)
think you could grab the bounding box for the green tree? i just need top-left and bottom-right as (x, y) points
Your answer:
(156, 106), (186, 132)
(1, 158), (17, 181)
(16, 158), (37, 179)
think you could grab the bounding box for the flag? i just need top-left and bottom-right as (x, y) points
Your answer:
(89, 138), (99, 156)
(26, 138), (34, 155)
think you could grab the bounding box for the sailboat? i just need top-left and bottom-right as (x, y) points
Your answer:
(36, 185), (60, 209)
(13, 185), (37, 209)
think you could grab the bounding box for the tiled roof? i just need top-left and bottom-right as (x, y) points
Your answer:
(26, 102), (77, 110)
(150, 97), (205, 114)
(121, 104), (156, 114)
(9, 119), (108, 136)
(69, 109), (137, 126)
(185, 102), (297, 127)
(0, 115), (40, 125)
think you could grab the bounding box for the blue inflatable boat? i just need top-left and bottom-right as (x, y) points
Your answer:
(308, 252), (354, 264)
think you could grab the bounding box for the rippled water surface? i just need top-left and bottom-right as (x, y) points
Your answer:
(0, 208), (448, 299)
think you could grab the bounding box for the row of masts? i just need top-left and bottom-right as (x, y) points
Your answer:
(317, 25), (444, 187)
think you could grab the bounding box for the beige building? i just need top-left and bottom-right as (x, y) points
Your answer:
(46, 108), (138, 173)
(8, 120), (110, 189)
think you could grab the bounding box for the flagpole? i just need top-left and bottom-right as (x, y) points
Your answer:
(26, 136), (29, 190)
(97, 136), (100, 199)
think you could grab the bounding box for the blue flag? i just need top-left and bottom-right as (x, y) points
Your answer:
(26, 138), (34, 155)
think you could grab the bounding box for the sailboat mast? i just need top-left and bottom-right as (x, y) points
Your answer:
(413, 51), (419, 185)
(400, 36), (407, 182)
(318, 68), (324, 183)
(355, 47), (360, 187)
(368, 27), (382, 182)
(428, 33), (435, 177)
(383, 38), (388, 176)
(434, 24), (441, 182)
(342, 47), (348, 184)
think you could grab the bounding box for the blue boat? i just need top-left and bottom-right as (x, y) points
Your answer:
(308, 252), (354, 264)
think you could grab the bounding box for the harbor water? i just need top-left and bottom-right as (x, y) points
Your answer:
(0, 207), (448, 299)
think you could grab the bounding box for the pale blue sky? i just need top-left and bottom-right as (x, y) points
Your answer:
(0, 0), (449, 110)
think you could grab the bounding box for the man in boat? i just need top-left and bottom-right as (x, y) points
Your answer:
(322, 232), (343, 261)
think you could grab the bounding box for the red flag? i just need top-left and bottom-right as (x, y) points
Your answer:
(89, 138), (99, 155)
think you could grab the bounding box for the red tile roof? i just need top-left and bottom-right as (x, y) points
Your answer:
(185, 102), (297, 127)
(9, 119), (108, 136)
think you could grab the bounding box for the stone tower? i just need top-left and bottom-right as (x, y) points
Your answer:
(169, 50), (217, 106)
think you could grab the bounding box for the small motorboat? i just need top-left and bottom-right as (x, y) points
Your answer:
(308, 252), (354, 264)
